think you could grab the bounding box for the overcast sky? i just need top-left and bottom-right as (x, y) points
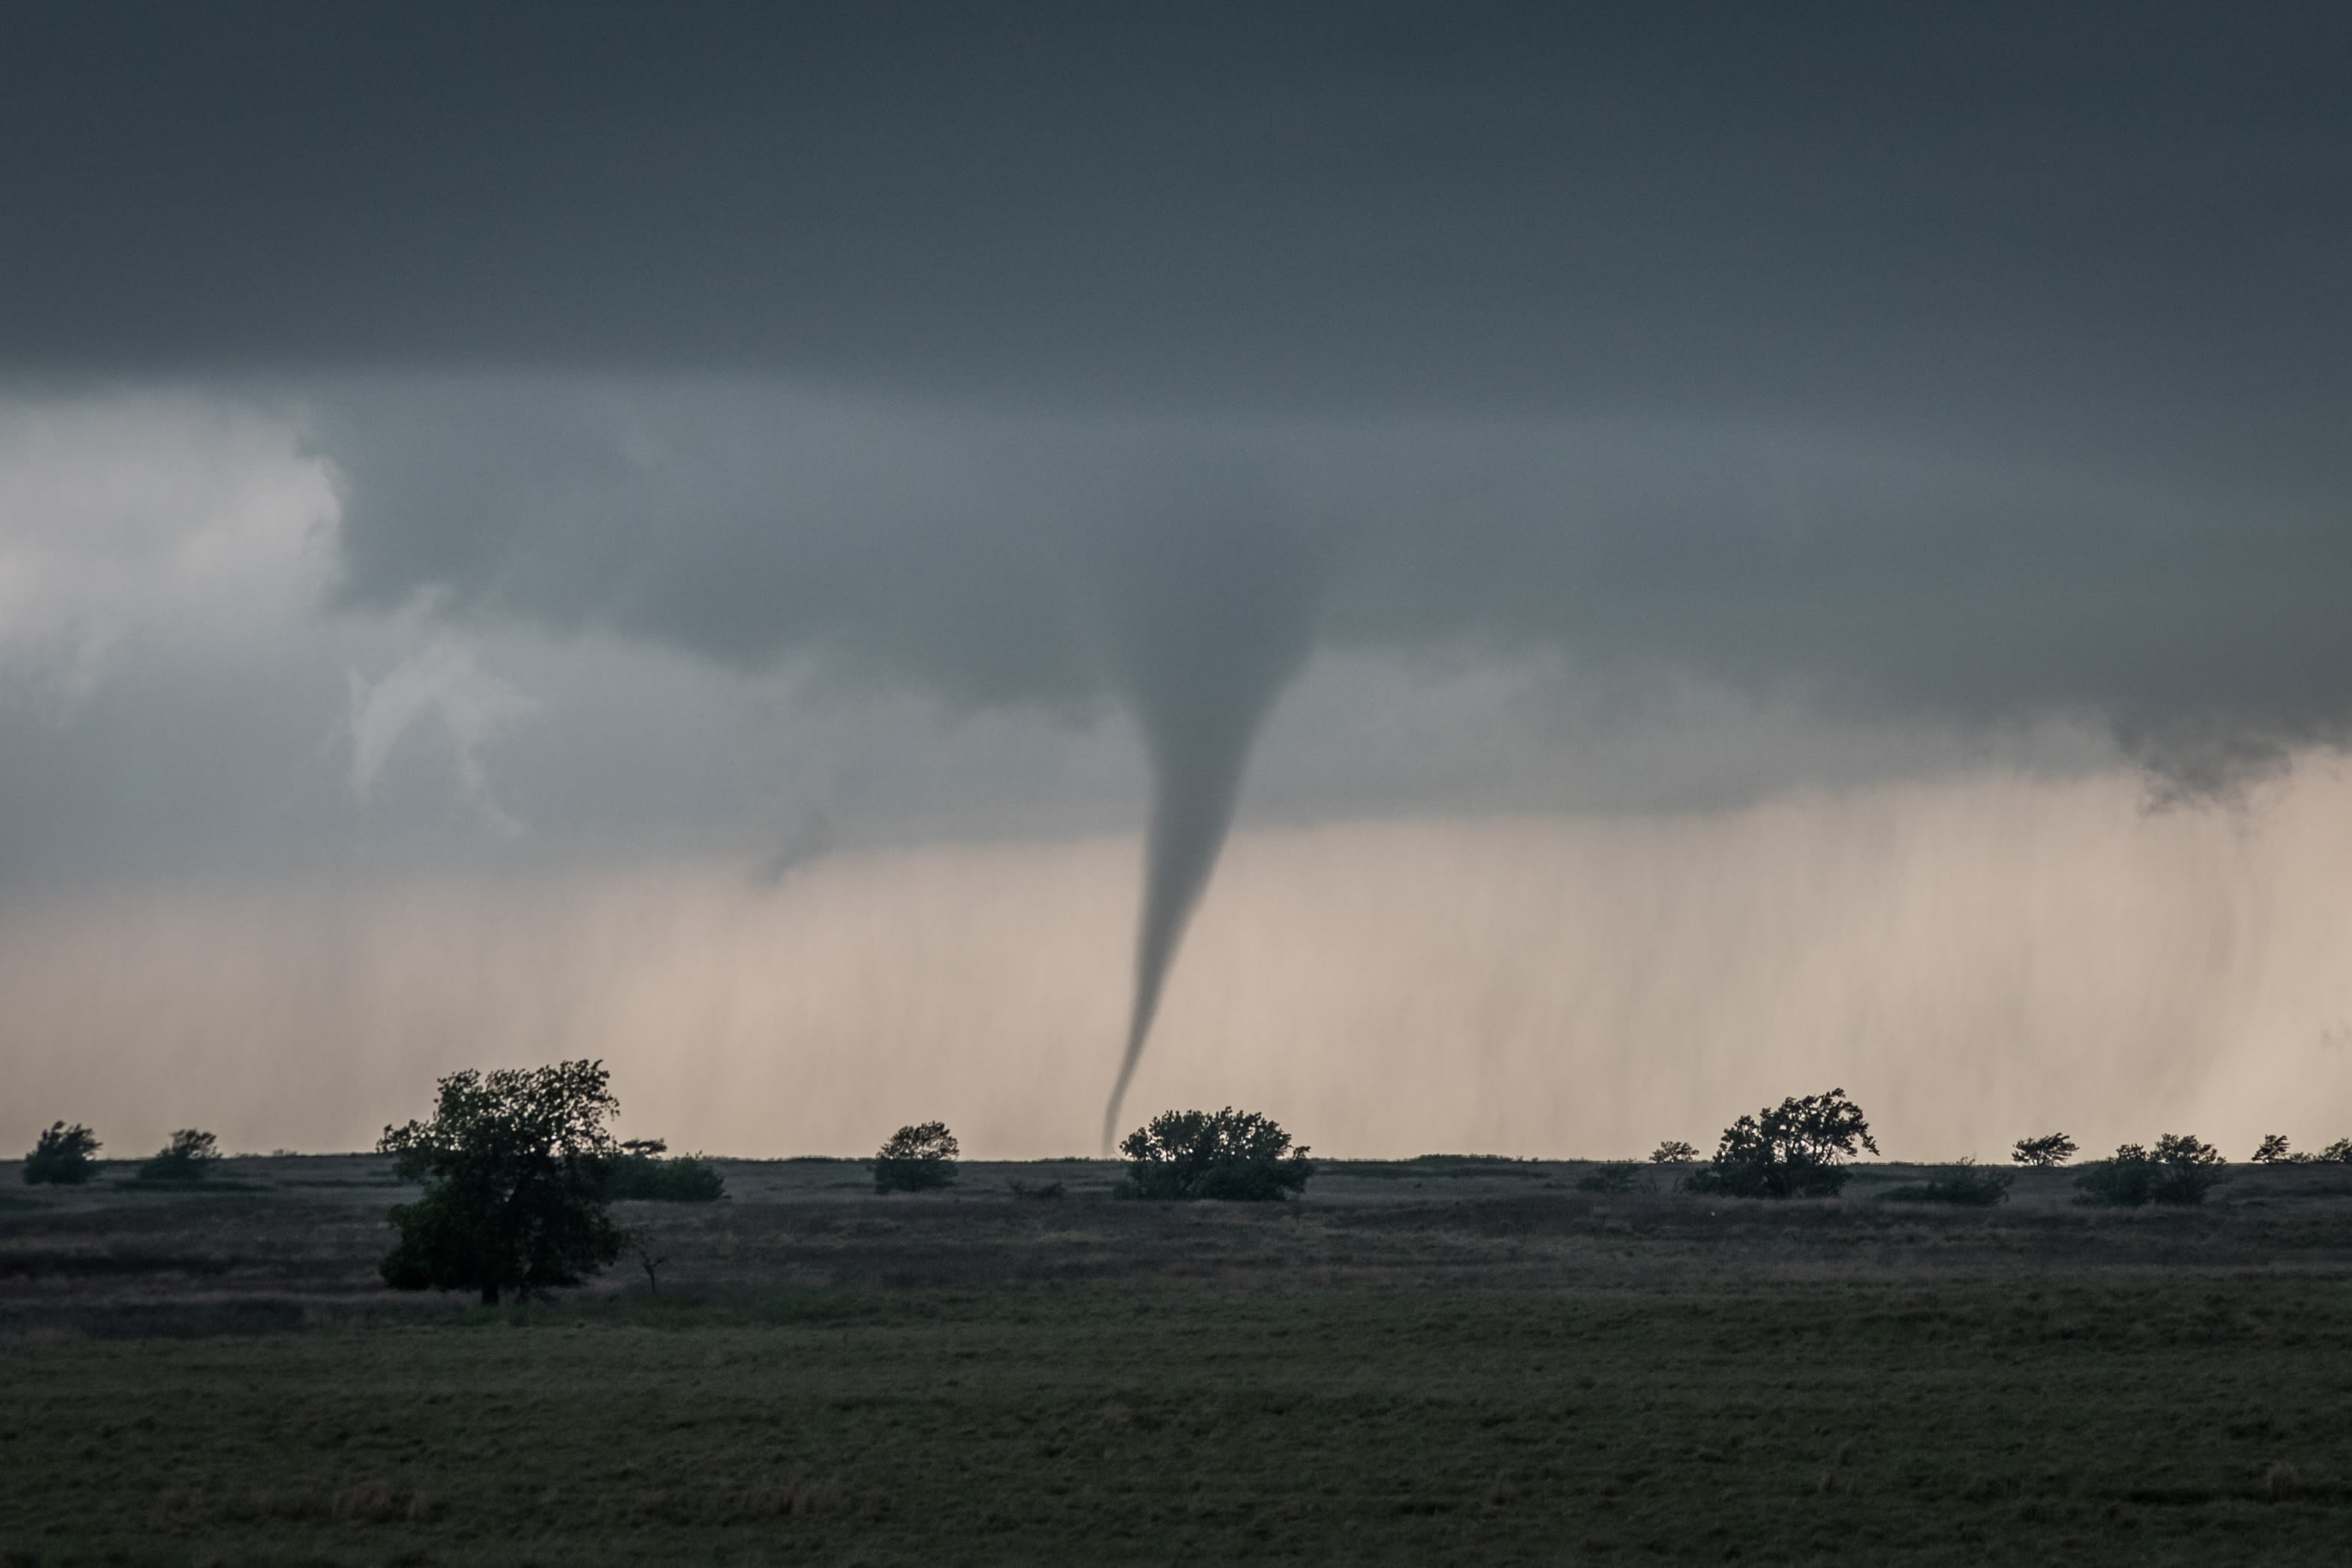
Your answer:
(3, 4), (2348, 1154)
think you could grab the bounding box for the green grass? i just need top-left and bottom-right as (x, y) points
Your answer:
(6, 1158), (2352, 1564)
(3, 1273), (2349, 1565)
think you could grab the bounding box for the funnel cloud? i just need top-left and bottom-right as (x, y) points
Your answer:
(1088, 494), (1326, 1148)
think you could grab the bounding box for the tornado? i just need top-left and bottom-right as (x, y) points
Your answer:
(1092, 495), (1323, 1153)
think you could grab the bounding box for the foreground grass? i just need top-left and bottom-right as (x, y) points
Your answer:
(4, 1271), (2349, 1566)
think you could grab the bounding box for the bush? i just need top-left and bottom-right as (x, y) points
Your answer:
(137, 1128), (222, 1182)
(2252, 1134), (2292, 1164)
(2074, 1133), (2228, 1207)
(872, 1122), (958, 1193)
(1682, 1088), (1877, 1200)
(1649, 1140), (1697, 1165)
(1576, 1161), (1643, 1194)
(2010, 1132), (2077, 1167)
(1117, 1107), (1314, 1202)
(2074, 1143), (2155, 1205)
(1005, 1178), (1064, 1200)
(1879, 1158), (2013, 1207)
(378, 1060), (626, 1304)
(2147, 1133), (2228, 1203)
(604, 1139), (726, 1202)
(23, 1122), (101, 1185)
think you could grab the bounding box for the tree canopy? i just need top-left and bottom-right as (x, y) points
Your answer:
(1682, 1088), (1878, 1199)
(872, 1122), (959, 1193)
(22, 1122), (100, 1185)
(378, 1060), (626, 1304)
(137, 1128), (221, 1182)
(2074, 1133), (2227, 1207)
(2010, 1132), (2077, 1167)
(1117, 1108), (1314, 1202)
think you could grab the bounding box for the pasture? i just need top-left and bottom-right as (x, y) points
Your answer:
(3, 1156), (2349, 1565)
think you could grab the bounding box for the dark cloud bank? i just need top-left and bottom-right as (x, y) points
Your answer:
(7, 1), (2350, 1132)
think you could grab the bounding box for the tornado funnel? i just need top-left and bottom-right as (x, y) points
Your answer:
(1091, 492), (1323, 1152)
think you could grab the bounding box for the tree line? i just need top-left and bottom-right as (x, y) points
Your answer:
(22, 1067), (2339, 1303)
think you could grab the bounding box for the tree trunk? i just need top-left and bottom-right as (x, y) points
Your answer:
(481, 1281), (499, 1306)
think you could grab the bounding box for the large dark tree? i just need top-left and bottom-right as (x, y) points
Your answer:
(378, 1060), (625, 1304)
(1683, 1088), (1879, 1200)
(1117, 1108), (1314, 1202)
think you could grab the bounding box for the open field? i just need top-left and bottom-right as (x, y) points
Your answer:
(4, 1156), (2351, 1565)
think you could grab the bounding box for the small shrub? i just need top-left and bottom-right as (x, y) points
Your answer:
(1878, 1158), (2012, 1207)
(872, 1122), (958, 1193)
(1649, 1140), (1697, 1164)
(1682, 1088), (1877, 1200)
(1117, 1108), (1313, 1202)
(1575, 1161), (1643, 1194)
(2316, 1137), (2352, 1164)
(22, 1121), (101, 1185)
(2251, 1134), (2292, 1164)
(2074, 1134), (2228, 1207)
(605, 1140), (726, 1202)
(2010, 1132), (2077, 1167)
(2074, 1143), (2155, 1206)
(2147, 1133), (2227, 1203)
(1005, 1178), (1065, 1200)
(137, 1128), (222, 1182)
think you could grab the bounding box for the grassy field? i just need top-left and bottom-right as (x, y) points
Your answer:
(3, 1157), (2349, 1565)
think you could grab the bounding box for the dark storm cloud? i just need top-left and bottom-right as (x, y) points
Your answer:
(4, 1), (2346, 424)
(10, 3), (2352, 1120)
(317, 383), (2352, 787)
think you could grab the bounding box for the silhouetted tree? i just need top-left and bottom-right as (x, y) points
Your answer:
(22, 1122), (100, 1185)
(1682, 1089), (1877, 1199)
(872, 1122), (959, 1193)
(1649, 1140), (1698, 1164)
(2074, 1133), (2227, 1207)
(138, 1129), (221, 1181)
(1117, 1108), (1313, 1201)
(377, 1060), (626, 1304)
(2010, 1132), (2077, 1167)
(2252, 1134), (2292, 1164)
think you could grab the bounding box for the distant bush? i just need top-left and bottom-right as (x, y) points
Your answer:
(2252, 1134), (2292, 1164)
(2074, 1143), (2155, 1205)
(1649, 1140), (1697, 1164)
(1682, 1088), (1877, 1200)
(22, 1121), (101, 1185)
(604, 1140), (726, 1202)
(2074, 1133), (2227, 1207)
(1005, 1178), (1065, 1200)
(1575, 1161), (1643, 1194)
(137, 1128), (222, 1182)
(1879, 1158), (2012, 1207)
(2009, 1132), (2077, 1167)
(872, 1122), (959, 1193)
(1117, 1108), (1313, 1202)
(2298, 1137), (2352, 1165)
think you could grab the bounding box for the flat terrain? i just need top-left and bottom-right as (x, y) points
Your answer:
(3, 1155), (2350, 1565)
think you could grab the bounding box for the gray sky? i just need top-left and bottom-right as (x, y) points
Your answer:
(1, 4), (2348, 1153)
